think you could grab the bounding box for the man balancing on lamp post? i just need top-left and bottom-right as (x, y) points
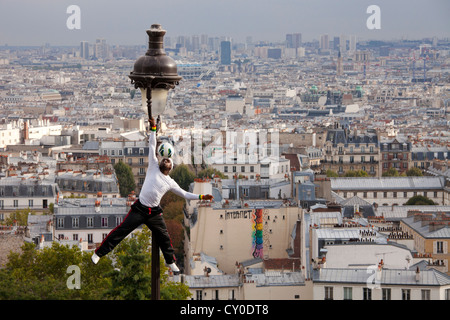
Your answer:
(91, 116), (213, 273)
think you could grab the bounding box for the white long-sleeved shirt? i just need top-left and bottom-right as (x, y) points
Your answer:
(138, 130), (199, 208)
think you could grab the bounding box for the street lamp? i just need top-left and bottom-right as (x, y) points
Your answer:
(129, 23), (182, 120)
(129, 24), (181, 300)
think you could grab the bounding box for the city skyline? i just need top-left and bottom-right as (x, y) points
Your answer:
(0, 0), (449, 46)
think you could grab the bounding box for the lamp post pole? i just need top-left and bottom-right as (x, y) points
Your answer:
(129, 24), (181, 300)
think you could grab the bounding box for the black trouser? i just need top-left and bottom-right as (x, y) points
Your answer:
(95, 200), (176, 264)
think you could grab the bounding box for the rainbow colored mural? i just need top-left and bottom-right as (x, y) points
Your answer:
(252, 209), (264, 258)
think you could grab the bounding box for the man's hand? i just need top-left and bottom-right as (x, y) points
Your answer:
(149, 117), (156, 129)
(202, 194), (214, 201)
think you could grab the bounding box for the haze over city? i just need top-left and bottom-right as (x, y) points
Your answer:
(0, 0), (449, 46)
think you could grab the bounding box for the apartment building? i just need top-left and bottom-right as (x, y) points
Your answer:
(313, 267), (450, 300)
(380, 136), (412, 175)
(331, 176), (447, 206)
(0, 177), (59, 222)
(322, 127), (380, 177)
(53, 197), (137, 249)
(400, 211), (449, 275)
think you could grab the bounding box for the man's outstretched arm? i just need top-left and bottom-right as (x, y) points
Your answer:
(170, 184), (214, 201)
(148, 117), (158, 167)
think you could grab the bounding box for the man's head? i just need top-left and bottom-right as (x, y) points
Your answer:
(159, 157), (173, 175)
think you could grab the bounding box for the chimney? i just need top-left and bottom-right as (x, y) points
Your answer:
(415, 267), (421, 282)
(429, 221), (448, 232)
(23, 120), (29, 143)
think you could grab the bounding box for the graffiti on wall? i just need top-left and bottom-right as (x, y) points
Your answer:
(252, 209), (264, 258)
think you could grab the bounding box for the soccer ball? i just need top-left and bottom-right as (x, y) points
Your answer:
(158, 142), (174, 158)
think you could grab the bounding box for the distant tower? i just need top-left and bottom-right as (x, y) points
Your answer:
(320, 34), (329, 51)
(220, 41), (231, 65)
(337, 50), (343, 76)
(80, 41), (89, 59)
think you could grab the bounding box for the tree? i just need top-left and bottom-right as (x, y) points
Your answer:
(344, 170), (369, 177)
(106, 226), (191, 300)
(197, 167), (227, 179)
(104, 240), (152, 300)
(0, 229), (191, 300)
(406, 167), (423, 177)
(170, 164), (195, 191)
(326, 169), (338, 177)
(114, 161), (136, 197)
(0, 242), (113, 300)
(382, 167), (400, 177)
(4, 208), (33, 226)
(405, 195), (436, 205)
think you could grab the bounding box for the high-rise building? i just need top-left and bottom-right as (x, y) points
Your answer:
(349, 35), (357, 52)
(80, 41), (89, 60)
(339, 34), (347, 52)
(94, 38), (108, 60)
(333, 36), (340, 51)
(286, 33), (302, 48)
(220, 41), (231, 65)
(320, 34), (329, 50)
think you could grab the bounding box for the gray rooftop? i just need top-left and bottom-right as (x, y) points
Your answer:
(184, 274), (240, 288)
(331, 176), (445, 191)
(314, 268), (450, 286)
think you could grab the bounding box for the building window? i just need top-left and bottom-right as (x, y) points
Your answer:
(250, 166), (254, 172)
(343, 287), (352, 300)
(139, 158), (144, 165)
(324, 287), (333, 300)
(224, 166), (228, 173)
(229, 289), (235, 300)
(363, 288), (372, 300)
(436, 241), (444, 254)
(88, 234), (93, 243)
(101, 217), (108, 227)
(404, 192), (408, 198)
(72, 217), (79, 228)
(241, 166), (245, 173)
(28, 199), (34, 207)
(196, 290), (203, 300)
(73, 234), (78, 241)
(421, 290), (431, 300)
(57, 218), (64, 228)
(13, 200), (18, 207)
(87, 217), (94, 228)
(232, 166), (236, 173)
(393, 192), (397, 198)
(402, 289), (411, 300)
(382, 288), (391, 300)
(446, 289), (450, 300)
(116, 216), (123, 227)
(373, 192), (377, 198)
(383, 192), (387, 198)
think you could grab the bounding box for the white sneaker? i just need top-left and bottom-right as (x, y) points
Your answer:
(91, 252), (100, 265)
(168, 263), (180, 273)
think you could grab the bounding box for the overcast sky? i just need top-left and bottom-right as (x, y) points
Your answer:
(0, 0), (449, 46)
